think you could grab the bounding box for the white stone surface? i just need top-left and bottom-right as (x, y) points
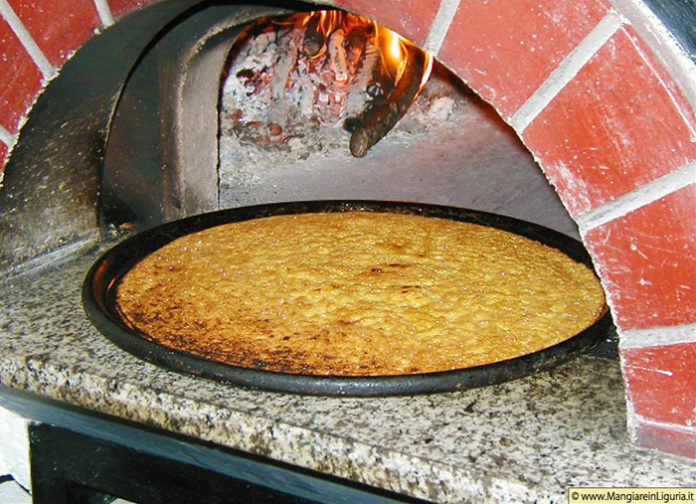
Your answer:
(0, 406), (30, 491)
(0, 479), (31, 504)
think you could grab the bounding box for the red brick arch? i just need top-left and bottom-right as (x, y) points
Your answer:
(0, 0), (693, 457)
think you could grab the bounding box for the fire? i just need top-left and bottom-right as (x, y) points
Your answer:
(317, 10), (341, 35)
(236, 9), (436, 156)
(375, 23), (407, 83)
(388, 30), (402, 60)
(292, 9), (432, 91)
(299, 10), (343, 59)
(420, 52), (434, 92)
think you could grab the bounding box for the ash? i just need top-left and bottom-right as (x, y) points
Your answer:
(218, 17), (474, 203)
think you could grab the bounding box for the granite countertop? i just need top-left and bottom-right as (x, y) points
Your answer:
(0, 249), (693, 503)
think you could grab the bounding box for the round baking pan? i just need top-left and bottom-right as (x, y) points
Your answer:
(83, 200), (612, 396)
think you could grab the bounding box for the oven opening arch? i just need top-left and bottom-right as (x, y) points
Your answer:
(100, 2), (580, 242)
(0, 0), (692, 458)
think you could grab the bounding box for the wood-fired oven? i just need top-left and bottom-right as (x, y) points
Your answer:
(0, 1), (694, 502)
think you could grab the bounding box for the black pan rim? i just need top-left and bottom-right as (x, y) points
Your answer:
(82, 199), (612, 397)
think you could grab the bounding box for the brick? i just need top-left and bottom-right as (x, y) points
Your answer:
(623, 26), (696, 134)
(584, 185), (695, 329)
(622, 343), (696, 427)
(0, 141), (8, 171)
(524, 28), (695, 216)
(108, 0), (163, 20)
(332, 0), (440, 46)
(8, 0), (100, 66)
(0, 16), (43, 133)
(632, 419), (696, 459)
(437, 0), (610, 119)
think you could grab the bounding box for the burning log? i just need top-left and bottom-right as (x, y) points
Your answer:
(220, 10), (433, 159)
(349, 47), (427, 158)
(328, 28), (348, 82)
(302, 13), (326, 58)
(342, 39), (391, 132)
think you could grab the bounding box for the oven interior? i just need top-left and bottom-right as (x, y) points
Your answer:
(100, 3), (581, 244)
(0, 2), (587, 272)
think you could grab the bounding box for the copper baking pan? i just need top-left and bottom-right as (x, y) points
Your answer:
(83, 200), (612, 396)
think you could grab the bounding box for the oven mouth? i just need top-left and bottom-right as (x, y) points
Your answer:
(0, 0), (582, 271)
(82, 199), (611, 397)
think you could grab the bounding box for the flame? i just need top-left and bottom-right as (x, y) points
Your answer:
(291, 10), (432, 91)
(375, 24), (407, 83)
(302, 11), (342, 45)
(313, 10), (342, 36)
(419, 52), (434, 92)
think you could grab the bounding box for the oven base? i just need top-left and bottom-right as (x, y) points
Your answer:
(3, 390), (429, 504)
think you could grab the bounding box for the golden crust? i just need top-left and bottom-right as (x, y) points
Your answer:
(116, 212), (606, 376)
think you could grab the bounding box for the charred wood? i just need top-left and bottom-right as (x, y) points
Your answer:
(328, 28), (348, 81)
(342, 39), (392, 133)
(221, 11), (435, 160)
(349, 47), (426, 157)
(271, 30), (301, 100)
(302, 14), (326, 58)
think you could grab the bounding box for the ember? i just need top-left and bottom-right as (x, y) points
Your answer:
(220, 9), (433, 159)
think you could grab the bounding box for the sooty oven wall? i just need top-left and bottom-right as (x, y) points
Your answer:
(0, 0), (694, 458)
